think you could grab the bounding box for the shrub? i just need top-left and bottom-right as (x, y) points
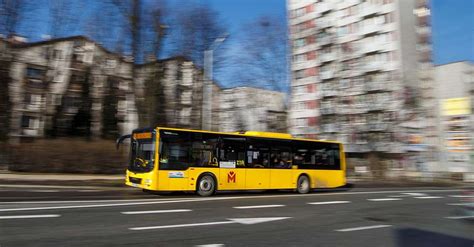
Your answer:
(7, 138), (129, 174)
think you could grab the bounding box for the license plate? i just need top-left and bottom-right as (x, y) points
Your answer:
(130, 183), (140, 187)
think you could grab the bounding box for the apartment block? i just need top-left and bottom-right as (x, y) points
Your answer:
(434, 61), (474, 174)
(2, 36), (222, 141)
(6, 36), (137, 140)
(219, 87), (287, 133)
(288, 0), (436, 172)
(2, 35), (285, 142)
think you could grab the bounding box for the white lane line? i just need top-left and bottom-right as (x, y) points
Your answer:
(308, 201), (351, 205)
(368, 198), (402, 202)
(121, 209), (191, 215)
(131, 221), (234, 230)
(445, 216), (474, 220)
(233, 204), (285, 209)
(414, 196), (443, 199)
(195, 244), (224, 247)
(402, 193), (427, 196)
(447, 203), (473, 206)
(335, 225), (392, 232)
(0, 214), (60, 219)
(0, 189), (463, 212)
(28, 190), (60, 193)
(130, 217), (290, 231)
(449, 195), (474, 198)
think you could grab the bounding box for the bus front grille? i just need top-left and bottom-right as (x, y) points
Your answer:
(129, 177), (142, 184)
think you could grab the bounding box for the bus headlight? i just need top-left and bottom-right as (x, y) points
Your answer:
(145, 179), (152, 185)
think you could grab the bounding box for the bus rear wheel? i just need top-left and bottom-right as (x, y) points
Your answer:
(297, 175), (310, 194)
(196, 174), (216, 197)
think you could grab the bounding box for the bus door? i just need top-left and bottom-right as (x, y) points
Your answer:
(269, 141), (294, 189)
(245, 138), (271, 189)
(218, 137), (246, 190)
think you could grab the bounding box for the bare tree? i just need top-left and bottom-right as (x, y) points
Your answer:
(111, 0), (168, 127)
(167, 2), (228, 70)
(232, 16), (288, 92)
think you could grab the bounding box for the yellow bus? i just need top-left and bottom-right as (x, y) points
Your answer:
(117, 127), (346, 196)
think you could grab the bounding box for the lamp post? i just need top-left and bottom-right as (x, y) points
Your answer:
(202, 34), (228, 130)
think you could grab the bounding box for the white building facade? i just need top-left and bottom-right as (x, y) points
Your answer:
(219, 87), (287, 133)
(287, 0), (436, 173)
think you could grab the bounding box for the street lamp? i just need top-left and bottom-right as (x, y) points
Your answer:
(202, 33), (228, 130)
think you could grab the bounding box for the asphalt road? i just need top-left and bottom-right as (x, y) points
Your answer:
(0, 185), (473, 247)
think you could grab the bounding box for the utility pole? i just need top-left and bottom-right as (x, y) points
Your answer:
(201, 34), (228, 130)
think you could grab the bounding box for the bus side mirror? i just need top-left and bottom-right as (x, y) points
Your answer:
(116, 134), (131, 150)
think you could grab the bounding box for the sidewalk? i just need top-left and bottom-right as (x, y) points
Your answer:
(0, 170), (125, 187)
(0, 170), (465, 188)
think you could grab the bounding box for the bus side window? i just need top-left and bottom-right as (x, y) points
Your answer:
(220, 137), (246, 167)
(191, 133), (219, 167)
(246, 138), (271, 168)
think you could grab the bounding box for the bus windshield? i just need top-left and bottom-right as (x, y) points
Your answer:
(129, 133), (155, 173)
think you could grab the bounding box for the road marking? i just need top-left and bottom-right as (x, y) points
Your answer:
(402, 192), (427, 196)
(121, 209), (192, 215)
(447, 203), (473, 206)
(0, 214), (60, 219)
(233, 204), (285, 209)
(28, 190), (60, 193)
(308, 201), (350, 205)
(368, 198), (401, 202)
(449, 195), (474, 198)
(130, 217), (291, 231)
(414, 196), (443, 199)
(445, 216), (474, 220)
(335, 225), (392, 232)
(0, 189), (463, 212)
(195, 244), (224, 247)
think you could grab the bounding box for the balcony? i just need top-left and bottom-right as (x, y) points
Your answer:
(363, 61), (383, 73)
(316, 2), (333, 14)
(320, 70), (335, 80)
(320, 52), (336, 63)
(367, 122), (389, 131)
(322, 123), (338, 133)
(360, 42), (381, 54)
(322, 89), (338, 97)
(366, 81), (385, 92)
(318, 35), (333, 46)
(416, 26), (430, 36)
(359, 24), (380, 36)
(359, 3), (380, 17)
(418, 68), (433, 79)
(320, 107), (336, 115)
(291, 27), (318, 40)
(318, 19), (332, 30)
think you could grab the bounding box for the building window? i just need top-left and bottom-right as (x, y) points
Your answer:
(21, 115), (39, 129)
(294, 38), (306, 48)
(26, 67), (45, 79)
(294, 70), (305, 80)
(53, 49), (63, 60)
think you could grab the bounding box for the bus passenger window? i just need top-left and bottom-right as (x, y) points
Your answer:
(220, 137), (246, 167)
(246, 138), (271, 168)
(191, 133), (219, 167)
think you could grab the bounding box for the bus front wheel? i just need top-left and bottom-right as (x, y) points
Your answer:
(196, 174), (216, 196)
(297, 175), (310, 194)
